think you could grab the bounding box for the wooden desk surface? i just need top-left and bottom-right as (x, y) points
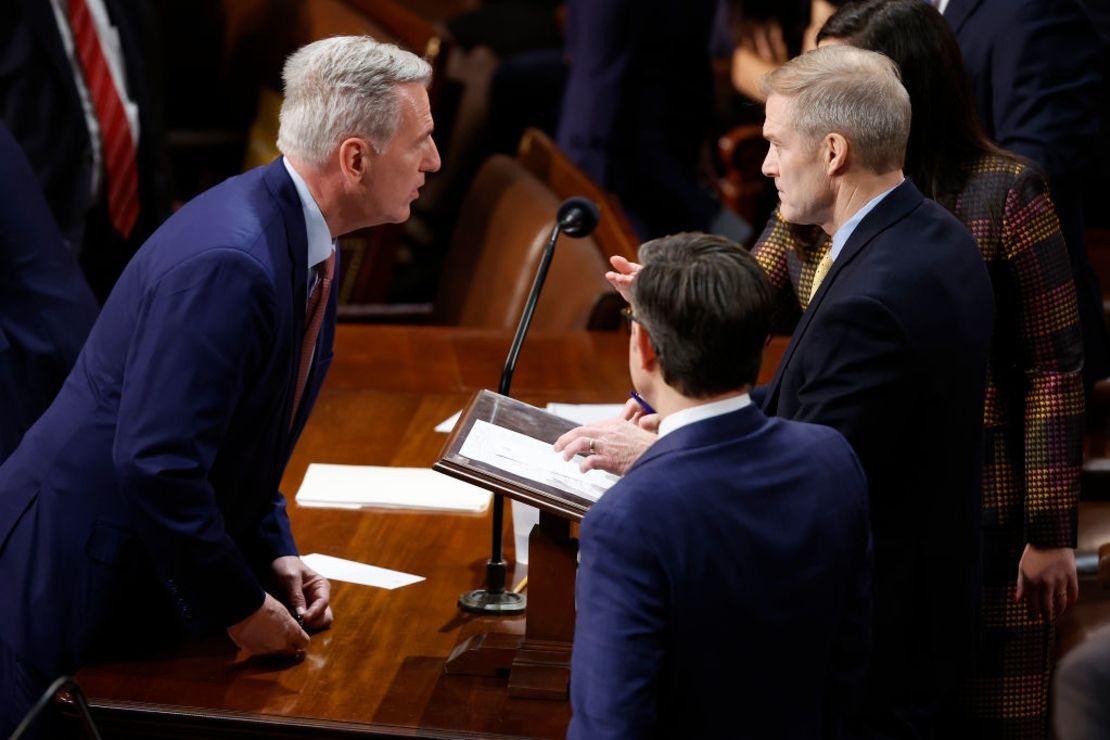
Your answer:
(75, 325), (791, 739)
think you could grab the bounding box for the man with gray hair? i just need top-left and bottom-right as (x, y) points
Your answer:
(562, 45), (994, 738)
(0, 35), (439, 736)
(759, 45), (993, 739)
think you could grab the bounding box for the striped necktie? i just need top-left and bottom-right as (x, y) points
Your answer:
(291, 252), (335, 427)
(66, 0), (140, 238)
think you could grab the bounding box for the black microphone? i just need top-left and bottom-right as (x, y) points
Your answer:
(557, 196), (601, 238)
(458, 196), (601, 615)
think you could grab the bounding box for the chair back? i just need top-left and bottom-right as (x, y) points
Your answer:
(434, 154), (612, 330)
(516, 128), (640, 264)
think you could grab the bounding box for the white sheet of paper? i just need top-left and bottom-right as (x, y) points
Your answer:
(302, 553), (424, 590)
(545, 403), (626, 425)
(457, 419), (618, 502)
(294, 464), (491, 512)
(435, 410), (462, 433)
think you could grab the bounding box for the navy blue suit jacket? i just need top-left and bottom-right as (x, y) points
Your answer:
(0, 158), (335, 679)
(0, 121), (98, 463)
(760, 179), (993, 735)
(570, 404), (872, 739)
(945, 0), (1110, 385)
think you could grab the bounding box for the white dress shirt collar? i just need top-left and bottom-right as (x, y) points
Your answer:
(827, 179), (903, 266)
(282, 157), (336, 281)
(657, 393), (752, 439)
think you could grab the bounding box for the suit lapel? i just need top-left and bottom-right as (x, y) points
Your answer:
(261, 158), (309, 435)
(762, 180), (923, 412)
(942, 0), (981, 34)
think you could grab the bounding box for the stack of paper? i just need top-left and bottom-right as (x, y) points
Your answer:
(295, 464), (491, 512)
(458, 419), (619, 503)
(435, 403), (625, 434)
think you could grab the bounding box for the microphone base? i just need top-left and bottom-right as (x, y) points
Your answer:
(457, 559), (527, 614)
(458, 588), (527, 615)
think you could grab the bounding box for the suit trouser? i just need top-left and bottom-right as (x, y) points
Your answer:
(1055, 623), (1110, 740)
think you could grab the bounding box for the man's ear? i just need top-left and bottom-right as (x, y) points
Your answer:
(634, 323), (657, 372)
(338, 137), (372, 182)
(825, 132), (849, 177)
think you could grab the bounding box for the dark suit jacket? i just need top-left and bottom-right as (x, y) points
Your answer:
(945, 0), (1110, 385)
(0, 0), (169, 299)
(555, 0), (721, 238)
(0, 158), (335, 680)
(761, 179), (994, 736)
(569, 404), (873, 740)
(0, 121), (98, 463)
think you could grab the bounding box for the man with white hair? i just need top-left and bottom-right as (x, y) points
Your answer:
(0, 35), (439, 736)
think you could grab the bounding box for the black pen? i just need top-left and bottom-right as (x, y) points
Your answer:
(630, 390), (656, 415)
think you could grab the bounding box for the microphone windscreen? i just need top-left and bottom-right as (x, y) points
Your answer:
(557, 196), (600, 238)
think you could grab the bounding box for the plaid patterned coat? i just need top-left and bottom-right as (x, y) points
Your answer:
(752, 155), (1083, 739)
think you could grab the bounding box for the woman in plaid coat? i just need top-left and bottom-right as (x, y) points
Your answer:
(751, 1), (1084, 737)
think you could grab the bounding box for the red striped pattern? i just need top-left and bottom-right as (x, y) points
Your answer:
(67, 0), (139, 238)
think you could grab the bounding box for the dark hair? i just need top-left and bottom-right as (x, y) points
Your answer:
(817, 0), (1004, 202)
(632, 233), (772, 397)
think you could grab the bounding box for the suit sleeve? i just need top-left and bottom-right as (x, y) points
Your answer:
(569, 500), (667, 740)
(824, 440), (873, 721)
(0, 122), (98, 456)
(986, 0), (1100, 184)
(113, 250), (278, 627)
(1002, 168), (1083, 547)
(555, 0), (635, 186)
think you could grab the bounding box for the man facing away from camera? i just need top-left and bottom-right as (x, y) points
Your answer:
(568, 232), (873, 739)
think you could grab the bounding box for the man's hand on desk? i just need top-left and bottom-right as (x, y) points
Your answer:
(554, 415), (657, 477)
(227, 592), (310, 657)
(272, 555), (335, 630)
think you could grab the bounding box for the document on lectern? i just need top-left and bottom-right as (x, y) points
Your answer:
(434, 389), (620, 521)
(459, 420), (616, 502)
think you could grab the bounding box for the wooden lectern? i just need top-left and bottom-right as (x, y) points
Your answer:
(434, 390), (607, 699)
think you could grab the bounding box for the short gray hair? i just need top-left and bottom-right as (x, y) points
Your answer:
(277, 36), (432, 167)
(761, 45), (910, 174)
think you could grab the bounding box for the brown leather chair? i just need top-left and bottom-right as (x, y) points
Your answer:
(516, 128), (641, 265)
(433, 154), (613, 331)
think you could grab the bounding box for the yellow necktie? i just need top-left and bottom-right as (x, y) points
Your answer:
(808, 251), (834, 303)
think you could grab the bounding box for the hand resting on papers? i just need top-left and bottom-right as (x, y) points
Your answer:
(554, 400), (659, 476)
